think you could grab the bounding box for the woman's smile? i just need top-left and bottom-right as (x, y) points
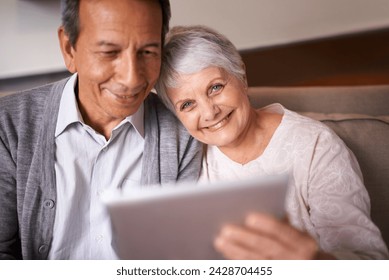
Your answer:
(204, 111), (233, 131)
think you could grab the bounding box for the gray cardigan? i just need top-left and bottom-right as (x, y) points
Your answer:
(0, 78), (202, 259)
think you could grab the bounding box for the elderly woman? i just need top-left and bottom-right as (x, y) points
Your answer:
(155, 25), (388, 259)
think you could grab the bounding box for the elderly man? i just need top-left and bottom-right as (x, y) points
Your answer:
(0, 0), (201, 259)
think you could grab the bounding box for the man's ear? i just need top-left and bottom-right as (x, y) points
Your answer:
(58, 26), (77, 73)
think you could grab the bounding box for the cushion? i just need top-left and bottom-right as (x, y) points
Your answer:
(248, 85), (389, 116)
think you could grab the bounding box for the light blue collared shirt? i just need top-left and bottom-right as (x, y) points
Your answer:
(49, 74), (144, 259)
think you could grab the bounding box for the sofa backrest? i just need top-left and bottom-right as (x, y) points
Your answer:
(248, 85), (389, 248)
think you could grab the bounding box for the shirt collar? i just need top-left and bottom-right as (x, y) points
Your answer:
(55, 73), (145, 139)
(125, 103), (144, 138)
(55, 73), (81, 137)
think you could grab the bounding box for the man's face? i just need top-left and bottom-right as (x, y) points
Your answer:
(67, 0), (162, 126)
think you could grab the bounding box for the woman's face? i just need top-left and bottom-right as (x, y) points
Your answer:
(166, 67), (252, 148)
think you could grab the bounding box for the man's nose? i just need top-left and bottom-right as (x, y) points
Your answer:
(116, 53), (145, 91)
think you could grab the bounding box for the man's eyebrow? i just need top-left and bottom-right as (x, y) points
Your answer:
(141, 42), (161, 48)
(96, 41), (120, 47)
(95, 41), (161, 48)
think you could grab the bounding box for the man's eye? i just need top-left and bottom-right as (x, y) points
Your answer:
(143, 50), (153, 55)
(101, 50), (120, 57)
(140, 49), (159, 57)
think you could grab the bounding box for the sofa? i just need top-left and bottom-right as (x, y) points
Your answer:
(248, 85), (389, 249)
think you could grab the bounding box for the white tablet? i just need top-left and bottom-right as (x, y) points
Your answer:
(102, 175), (288, 260)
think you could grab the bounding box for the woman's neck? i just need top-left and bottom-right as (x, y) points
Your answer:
(218, 108), (282, 165)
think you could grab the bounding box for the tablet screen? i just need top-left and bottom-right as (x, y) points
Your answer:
(102, 175), (288, 260)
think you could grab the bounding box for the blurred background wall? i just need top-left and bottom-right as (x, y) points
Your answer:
(1, 0), (389, 92)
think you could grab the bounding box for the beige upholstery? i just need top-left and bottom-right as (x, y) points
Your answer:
(248, 85), (389, 248)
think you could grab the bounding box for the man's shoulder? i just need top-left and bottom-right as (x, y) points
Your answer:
(144, 93), (195, 142)
(145, 92), (172, 112)
(145, 92), (181, 125)
(0, 78), (68, 110)
(0, 78), (68, 129)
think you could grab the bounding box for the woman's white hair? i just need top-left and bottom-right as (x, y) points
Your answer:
(155, 25), (247, 113)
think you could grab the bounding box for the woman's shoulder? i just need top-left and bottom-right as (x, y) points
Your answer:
(259, 103), (342, 148)
(265, 104), (334, 132)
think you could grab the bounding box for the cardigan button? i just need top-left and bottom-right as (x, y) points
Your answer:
(38, 244), (49, 254)
(43, 199), (55, 209)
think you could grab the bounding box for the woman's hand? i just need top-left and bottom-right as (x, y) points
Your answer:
(214, 212), (333, 260)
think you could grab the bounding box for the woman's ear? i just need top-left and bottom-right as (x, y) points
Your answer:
(58, 26), (77, 73)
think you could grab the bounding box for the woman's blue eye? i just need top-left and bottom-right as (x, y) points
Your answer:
(180, 101), (193, 111)
(211, 84), (223, 92)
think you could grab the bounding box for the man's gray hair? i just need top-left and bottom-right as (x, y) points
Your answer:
(60, 0), (171, 47)
(155, 25), (247, 112)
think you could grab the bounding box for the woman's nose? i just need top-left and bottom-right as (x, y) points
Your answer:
(201, 99), (221, 121)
